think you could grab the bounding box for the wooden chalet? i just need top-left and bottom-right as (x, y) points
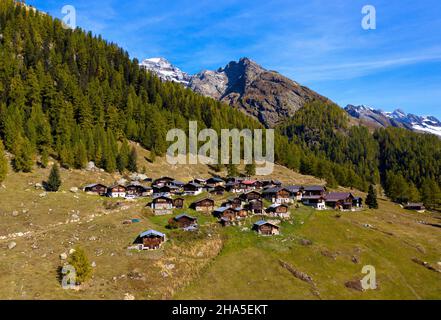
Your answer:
(189, 178), (207, 186)
(152, 176), (175, 187)
(246, 199), (264, 214)
(225, 181), (244, 193)
(240, 180), (261, 191)
(183, 183), (203, 196)
(209, 185), (226, 195)
(303, 186), (327, 197)
(266, 204), (290, 218)
(126, 183), (152, 197)
(106, 185), (127, 198)
(302, 195), (326, 210)
(262, 187), (291, 204)
(252, 220), (280, 236)
(325, 192), (358, 210)
(206, 177), (225, 187)
(213, 206), (247, 221)
(221, 197), (243, 209)
(150, 196), (174, 214)
(84, 183), (107, 196)
(239, 190), (262, 202)
(152, 185), (180, 197)
(172, 214), (198, 229)
(213, 207), (237, 221)
(190, 198), (215, 212)
(405, 203), (426, 212)
(285, 186), (304, 201)
(132, 230), (166, 250)
(172, 197), (185, 209)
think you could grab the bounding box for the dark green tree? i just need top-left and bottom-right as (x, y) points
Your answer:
(0, 140), (7, 182)
(245, 162), (256, 176)
(46, 164), (62, 192)
(127, 146), (138, 172)
(365, 185), (379, 209)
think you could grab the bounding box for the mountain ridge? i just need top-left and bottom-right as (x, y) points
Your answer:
(345, 104), (441, 137)
(140, 57), (441, 136)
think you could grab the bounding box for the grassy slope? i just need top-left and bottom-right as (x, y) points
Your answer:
(0, 145), (440, 300)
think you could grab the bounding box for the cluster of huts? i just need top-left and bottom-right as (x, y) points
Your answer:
(98, 176), (367, 251)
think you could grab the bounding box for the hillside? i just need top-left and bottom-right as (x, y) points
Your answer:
(0, 145), (440, 300)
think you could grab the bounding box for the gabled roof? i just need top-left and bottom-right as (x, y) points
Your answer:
(174, 213), (197, 221)
(84, 183), (107, 188)
(139, 230), (165, 238)
(213, 207), (231, 213)
(184, 182), (203, 188)
(285, 185), (303, 193)
(172, 180), (185, 186)
(254, 220), (279, 228)
(207, 177), (224, 183)
(262, 187), (282, 194)
(325, 192), (354, 201)
(242, 180), (257, 185)
(152, 195), (173, 201)
(304, 185), (326, 191)
(192, 198), (215, 205)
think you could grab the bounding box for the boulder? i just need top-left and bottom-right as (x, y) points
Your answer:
(86, 161), (96, 171)
(60, 253), (67, 260)
(7, 242), (17, 250)
(70, 187), (79, 193)
(124, 293), (135, 300)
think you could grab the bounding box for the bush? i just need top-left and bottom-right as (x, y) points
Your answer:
(67, 247), (93, 285)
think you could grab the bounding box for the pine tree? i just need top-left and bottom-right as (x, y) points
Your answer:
(13, 137), (34, 172)
(67, 247), (93, 285)
(421, 179), (441, 210)
(127, 146), (138, 172)
(116, 139), (129, 172)
(326, 172), (338, 189)
(365, 184), (379, 209)
(245, 162), (256, 176)
(46, 163), (61, 192)
(40, 148), (49, 168)
(0, 140), (8, 182)
(227, 163), (238, 177)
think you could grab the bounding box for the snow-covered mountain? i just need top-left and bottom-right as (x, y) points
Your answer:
(345, 105), (441, 137)
(139, 58), (191, 86)
(138, 57), (441, 137)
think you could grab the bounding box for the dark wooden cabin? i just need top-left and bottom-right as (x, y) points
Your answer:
(252, 221), (280, 235)
(191, 198), (215, 212)
(133, 230), (166, 250)
(84, 183), (107, 196)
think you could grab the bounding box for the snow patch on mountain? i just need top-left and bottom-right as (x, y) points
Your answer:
(345, 105), (441, 137)
(140, 57), (191, 86)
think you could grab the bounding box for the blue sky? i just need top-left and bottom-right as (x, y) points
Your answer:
(28, 0), (441, 117)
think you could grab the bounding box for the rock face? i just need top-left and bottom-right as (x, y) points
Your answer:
(140, 57), (331, 128)
(189, 58), (330, 127)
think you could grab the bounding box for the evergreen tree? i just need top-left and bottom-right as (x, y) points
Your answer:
(0, 140), (8, 182)
(421, 179), (441, 209)
(116, 139), (129, 173)
(127, 146), (138, 172)
(365, 184), (379, 209)
(227, 163), (238, 177)
(40, 148), (49, 168)
(67, 247), (93, 285)
(13, 137), (34, 172)
(245, 162), (256, 176)
(326, 172), (338, 189)
(46, 164), (61, 192)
